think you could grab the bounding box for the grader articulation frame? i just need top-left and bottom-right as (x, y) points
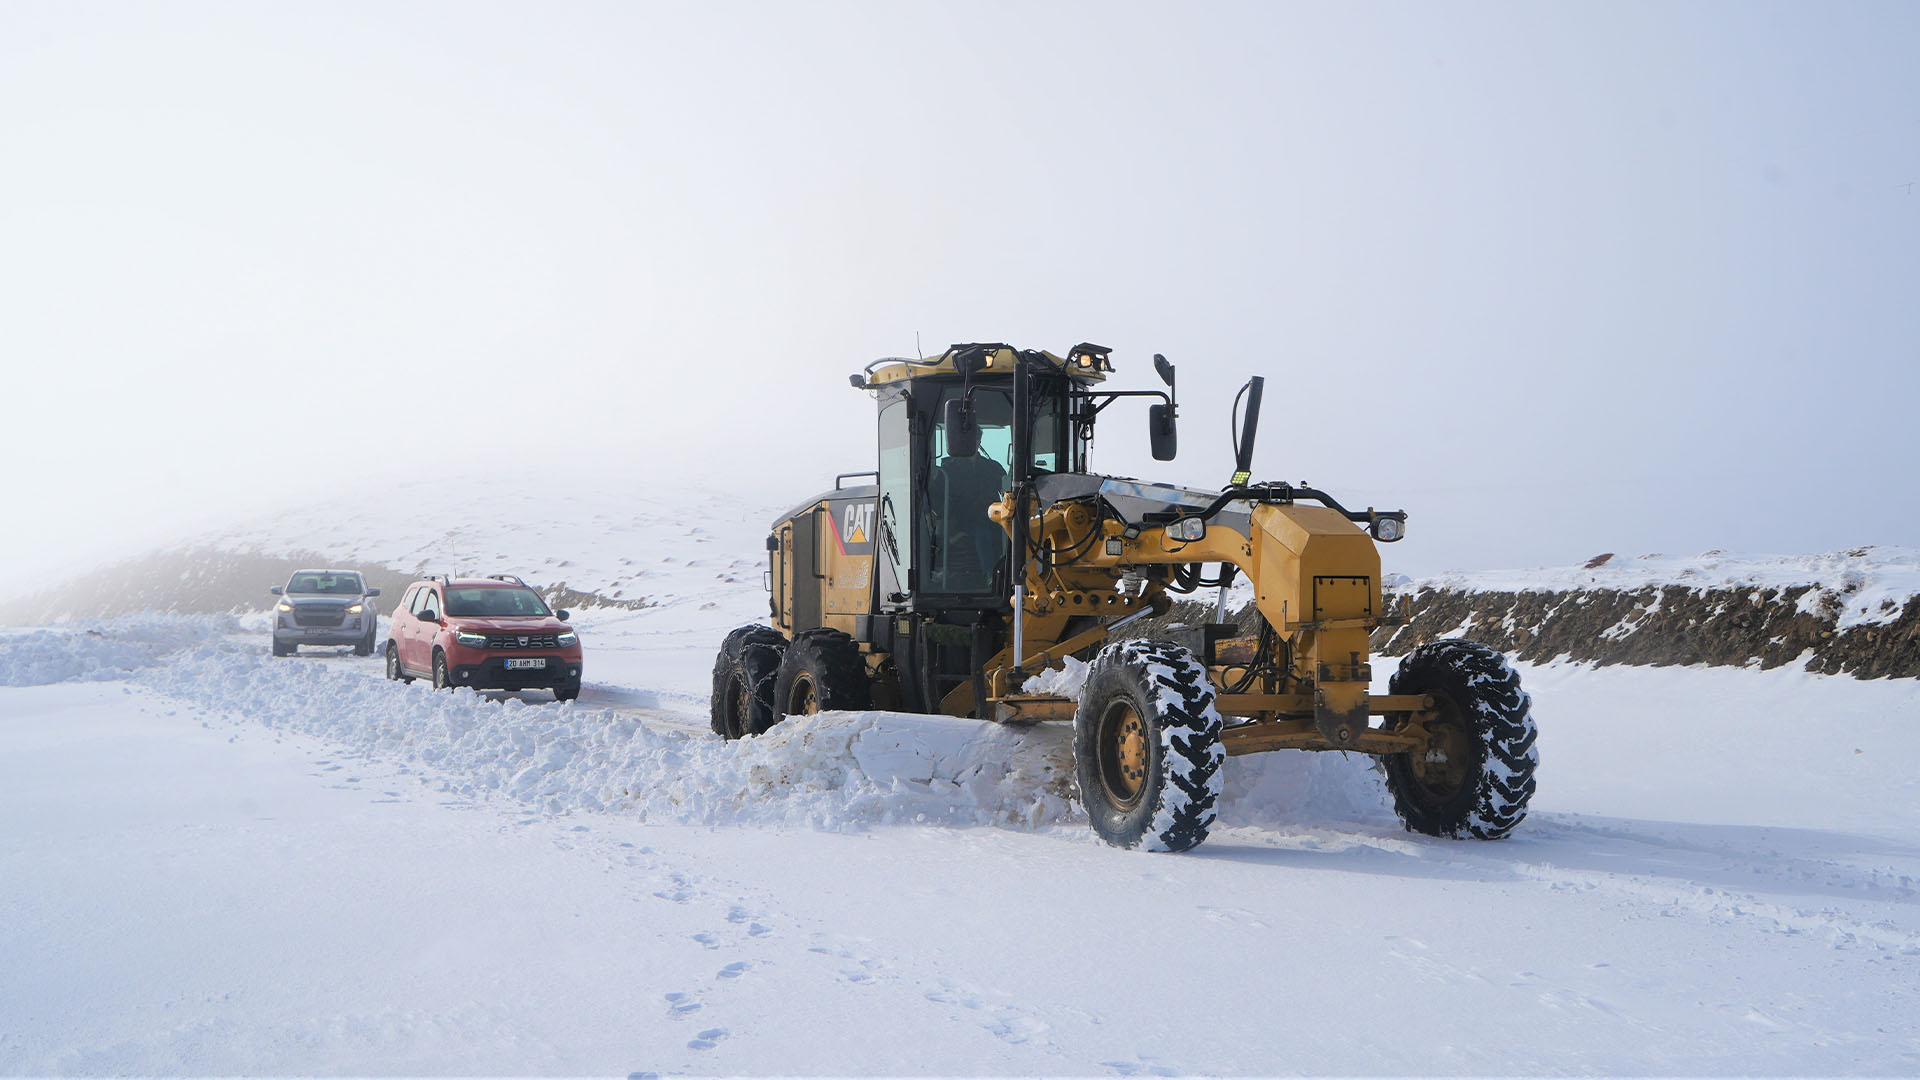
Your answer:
(713, 344), (1538, 852)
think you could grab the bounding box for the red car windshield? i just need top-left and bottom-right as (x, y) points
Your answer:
(443, 586), (552, 617)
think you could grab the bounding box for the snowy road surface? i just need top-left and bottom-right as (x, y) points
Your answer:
(3, 614), (1918, 1075)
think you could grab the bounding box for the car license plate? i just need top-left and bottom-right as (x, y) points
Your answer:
(305, 629), (329, 637)
(505, 658), (546, 670)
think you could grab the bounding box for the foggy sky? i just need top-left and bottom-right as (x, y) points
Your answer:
(4, 1), (1917, 596)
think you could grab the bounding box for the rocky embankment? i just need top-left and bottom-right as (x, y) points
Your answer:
(1151, 549), (1920, 680)
(1373, 582), (1920, 679)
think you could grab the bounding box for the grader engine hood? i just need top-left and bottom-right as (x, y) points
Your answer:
(1251, 503), (1382, 748)
(1249, 503), (1382, 629)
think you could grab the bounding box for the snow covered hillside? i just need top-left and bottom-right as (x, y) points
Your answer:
(0, 465), (782, 624)
(3, 472), (1918, 1074)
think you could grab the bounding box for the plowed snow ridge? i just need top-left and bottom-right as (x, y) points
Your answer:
(12, 614), (1393, 833)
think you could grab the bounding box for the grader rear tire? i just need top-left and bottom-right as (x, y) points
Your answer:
(710, 625), (787, 739)
(1382, 639), (1538, 839)
(773, 628), (869, 721)
(1073, 639), (1224, 852)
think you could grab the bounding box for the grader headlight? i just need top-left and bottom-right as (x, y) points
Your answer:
(1170, 516), (1207, 542)
(1370, 514), (1406, 543)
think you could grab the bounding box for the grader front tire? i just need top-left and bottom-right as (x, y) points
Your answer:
(1073, 640), (1225, 852)
(1382, 639), (1538, 839)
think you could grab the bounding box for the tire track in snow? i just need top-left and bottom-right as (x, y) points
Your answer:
(1243, 816), (1920, 955)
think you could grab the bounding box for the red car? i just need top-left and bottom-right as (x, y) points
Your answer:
(385, 575), (583, 701)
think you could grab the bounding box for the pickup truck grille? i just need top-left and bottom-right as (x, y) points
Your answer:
(486, 633), (559, 649)
(295, 606), (347, 627)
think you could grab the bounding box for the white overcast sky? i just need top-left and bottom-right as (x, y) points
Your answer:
(3, 0), (1917, 595)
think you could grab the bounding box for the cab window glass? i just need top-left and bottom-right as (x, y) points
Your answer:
(875, 396), (913, 589)
(925, 388), (1014, 594)
(930, 387), (1064, 473)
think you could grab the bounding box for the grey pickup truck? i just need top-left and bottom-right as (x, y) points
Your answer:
(270, 569), (382, 656)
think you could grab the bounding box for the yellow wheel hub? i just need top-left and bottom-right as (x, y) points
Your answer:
(1099, 701), (1150, 807)
(1410, 696), (1471, 797)
(789, 675), (820, 716)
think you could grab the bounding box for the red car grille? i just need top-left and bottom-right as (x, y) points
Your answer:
(485, 633), (560, 649)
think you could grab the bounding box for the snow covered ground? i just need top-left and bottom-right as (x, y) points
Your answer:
(3, 473), (1918, 1074)
(4, 607), (1918, 1075)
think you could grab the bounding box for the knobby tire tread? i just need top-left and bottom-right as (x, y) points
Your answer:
(774, 627), (870, 720)
(1384, 639), (1538, 839)
(1073, 639), (1224, 853)
(711, 624), (787, 739)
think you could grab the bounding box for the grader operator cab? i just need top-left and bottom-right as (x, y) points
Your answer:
(713, 343), (1538, 852)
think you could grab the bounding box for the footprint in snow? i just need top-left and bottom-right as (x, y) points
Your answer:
(717, 961), (750, 979)
(1100, 1059), (1178, 1077)
(927, 979), (1049, 1045)
(691, 931), (721, 949)
(663, 991), (702, 1016)
(687, 1027), (729, 1051)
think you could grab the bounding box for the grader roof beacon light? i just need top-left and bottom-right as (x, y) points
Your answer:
(716, 342), (1537, 854)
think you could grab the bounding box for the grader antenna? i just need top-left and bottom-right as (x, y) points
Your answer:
(1213, 375), (1268, 619)
(1231, 375), (1265, 486)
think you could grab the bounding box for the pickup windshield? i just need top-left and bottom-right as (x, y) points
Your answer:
(287, 573), (364, 595)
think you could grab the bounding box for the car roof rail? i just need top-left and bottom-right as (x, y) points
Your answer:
(487, 574), (527, 586)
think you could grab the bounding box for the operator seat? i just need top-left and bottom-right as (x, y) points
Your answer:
(931, 450), (1008, 592)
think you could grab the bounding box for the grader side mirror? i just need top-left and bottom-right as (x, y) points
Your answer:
(944, 397), (980, 457)
(1149, 353), (1179, 460)
(1149, 403), (1177, 460)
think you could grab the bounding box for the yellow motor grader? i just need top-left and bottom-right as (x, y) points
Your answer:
(713, 343), (1537, 852)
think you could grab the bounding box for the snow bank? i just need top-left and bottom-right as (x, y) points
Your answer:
(1, 614), (1394, 837)
(0, 614), (250, 687)
(123, 631), (1084, 831)
(1222, 751), (1394, 827)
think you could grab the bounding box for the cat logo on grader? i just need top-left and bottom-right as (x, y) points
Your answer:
(842, 504), (873, 547)
(712, 343), (1538, 852)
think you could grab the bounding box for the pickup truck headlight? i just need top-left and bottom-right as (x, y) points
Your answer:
(347, 603), (365, 614)
(276, 601), (293, 612)
(454, 630), (488, 648)
(557, 631), (578, 646)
